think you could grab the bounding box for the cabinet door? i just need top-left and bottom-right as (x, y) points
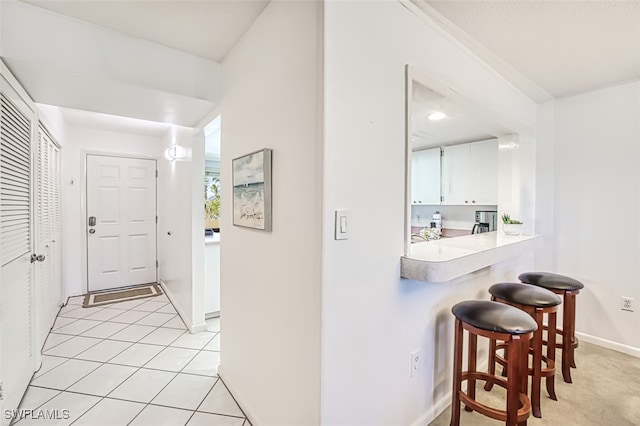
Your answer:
(412, 148), (441, 205)
(480, 139), (498, 204)
(418, 148), (441, 204)
(442, 144), (470, 204)
(468, 142), (484, 205)
(411, 154), (421, 204)
(469, 139), (498, 205)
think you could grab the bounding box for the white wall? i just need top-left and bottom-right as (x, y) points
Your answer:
(156, 125), (204, 331)
(534, 101), (556, 270)
(219, 1), (323, 425)
(537, 81), (640, 353)
(322, 2), (537, 425)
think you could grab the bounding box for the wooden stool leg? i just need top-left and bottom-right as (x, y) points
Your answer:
(568, 291), (578, 369)
(546, 311), (557, 400)
(562, 292), (576, 383)
(484, 337), (497, 391)
(450, 319), (463, 426)
(531, 309), (543, 418)
(518, 335), (529, 426)
(506, 335), (522, 426)
(465, 333), (477, 412)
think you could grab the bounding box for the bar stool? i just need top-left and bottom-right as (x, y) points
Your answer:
(518, 272), (584, 383)
(451, 300), (537, 426)
(485, 283), (562, 418)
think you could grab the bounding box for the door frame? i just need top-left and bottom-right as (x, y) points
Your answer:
(80, 151), (158, 295)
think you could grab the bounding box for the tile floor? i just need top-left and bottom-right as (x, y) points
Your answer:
(14, 294), (250, 426)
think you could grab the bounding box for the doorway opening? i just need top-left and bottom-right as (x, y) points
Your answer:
(203, 116), (221, 319)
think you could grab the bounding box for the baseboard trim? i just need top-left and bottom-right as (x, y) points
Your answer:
(191, 321), (208, 333)
(159, 280), (195, 333)
(576, 332), (640, 358)
(410, 359), (488, 426)
(410, 393), (451, 426)
(217, 366), (257, 426)
(411, 358), (488, 426)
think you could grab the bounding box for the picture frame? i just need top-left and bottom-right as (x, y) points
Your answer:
(232, 148), (272, 231)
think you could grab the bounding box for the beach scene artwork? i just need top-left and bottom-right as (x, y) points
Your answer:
(232, 149), (272, 231)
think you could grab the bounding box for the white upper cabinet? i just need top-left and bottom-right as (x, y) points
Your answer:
(411, 148), (441, 205)
(473, 139), (498, 205)
(442, 139), (497, 205)
(441, 143), (470, 205)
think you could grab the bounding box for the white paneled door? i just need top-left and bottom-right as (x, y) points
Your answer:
(0, 91), (36, 424)
(86, 155), (157, 292)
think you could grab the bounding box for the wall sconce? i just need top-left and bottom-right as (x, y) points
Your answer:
(164, 145), (191, 161)
(498, 141), (519, 150)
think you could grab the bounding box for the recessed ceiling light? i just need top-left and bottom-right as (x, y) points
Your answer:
(428, 111), (447, 121)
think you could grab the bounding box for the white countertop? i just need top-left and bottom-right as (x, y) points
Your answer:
(401, 231), (542, 283)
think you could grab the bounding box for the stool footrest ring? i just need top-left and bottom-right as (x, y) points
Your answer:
(459, 372), (531, 423)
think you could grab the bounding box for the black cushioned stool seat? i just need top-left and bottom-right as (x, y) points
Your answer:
(487, 283), (562, 418)
(450, 300), (537, 426)
(519, 272), (584, 383)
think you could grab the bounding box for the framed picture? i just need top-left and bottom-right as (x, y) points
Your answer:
(232, 148), (272, 231)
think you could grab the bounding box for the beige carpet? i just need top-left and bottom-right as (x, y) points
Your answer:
(429, 341), (640, 425)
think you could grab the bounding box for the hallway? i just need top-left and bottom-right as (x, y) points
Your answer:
(11, 294), (248, 426)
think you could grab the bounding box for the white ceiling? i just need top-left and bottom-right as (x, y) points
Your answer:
(22, 0), (269, 62)
(422, 0), (640, 102)
(410, 0), (640, 149)
(411, 80), (506, 150)
(0, 0), (268, 127)
(5, 0), (638, 139)
(53, 106), (173, 137)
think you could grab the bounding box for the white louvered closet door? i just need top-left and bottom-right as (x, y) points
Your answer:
(35, 124), (62, 349)
(51, 141), (62, 314)
(0, 91), (36, 423)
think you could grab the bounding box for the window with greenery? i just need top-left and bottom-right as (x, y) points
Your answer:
(205, 173), (220, 221)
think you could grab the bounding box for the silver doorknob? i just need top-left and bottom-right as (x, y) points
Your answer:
(30, 254), (46, 263)
(89, 228), (96, 234)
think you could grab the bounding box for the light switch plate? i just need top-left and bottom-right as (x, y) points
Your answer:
(335, 209), (350, 240)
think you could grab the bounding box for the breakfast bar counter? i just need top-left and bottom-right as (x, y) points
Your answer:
(401, 231), (542, 283)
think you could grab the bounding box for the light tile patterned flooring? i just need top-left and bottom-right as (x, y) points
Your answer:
(15, 294), (250, 426)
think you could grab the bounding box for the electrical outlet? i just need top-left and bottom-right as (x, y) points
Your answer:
(410, 349), (421, 378)
(621, 297), (634, 312)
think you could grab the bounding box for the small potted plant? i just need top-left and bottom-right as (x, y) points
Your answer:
(501, 213), (523, 236)
(420, 226), (442, 241)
